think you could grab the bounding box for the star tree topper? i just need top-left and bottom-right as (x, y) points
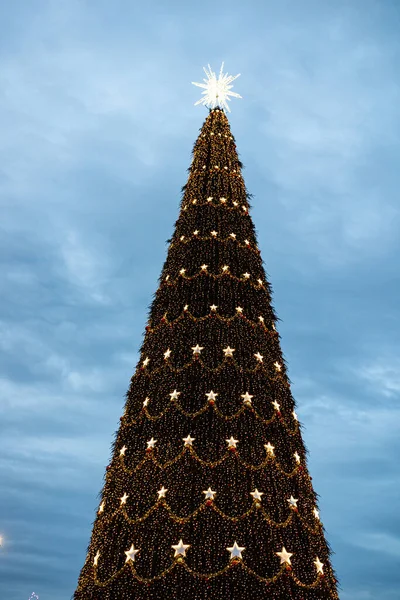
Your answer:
(192, 62), (242, 112)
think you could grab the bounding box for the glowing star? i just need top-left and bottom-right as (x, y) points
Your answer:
(207, 196), (213, 202)
(220, 197), (227, 203)
(172, 539), (190, 557)
(241, 392), (253, 405)
(243, 272), (250, 279)
(192, 344), (204, 355)
(244, 239), (250, 245)
(98, 501), (105, 513)
(183, 434), (195, 446)
(287, 496), (298, 509)
(200, 264), (208, 271)
(120, 493), (129, 505)
(193, 230), (199, 235)
(157, 486), (168, 499)
(120, 445), (127, 456)
(230, 233), (236, 239)
(125, 544), (140, 563)
(93, 551), (100, 566)
(164, 348), (172, 359)
(179, 268), (186, 275)
(314, 557), (324, 574)
(236, 306), (243, 313)
(313, 507), (320, 520)
(264, 442), (275, 456)
(258, 316), (264, 322)
(227, 541), (245, 559)
(170, 389), (181, 401)
(257, 278), (263, 286)
(147, 438), (157, 449)
(180, 235), (185, 241)
(250, 489), (263, 502)
(272, 400), (280, 411)
(226, 436), (238, 448)
(184, 304), (189, 311)
(222, 265), (229, 272)
(143, 397), (150, 407)
(192, 62), (242, 113)
(254, 352), (263, 362)
(274, 361), (282, 371)
(223, 346), (235, 357)
(211, 230), (218, 237)
(233, 201), (239, 207)
(203, 487), (216, 500)
(206, 390), (218, 401)
(294, 452), (301, 463)
(210, 304), (218, 311)
(142, 357), (150, 367)
(276, 546), (293, 565)
(293, 410), (298, 421)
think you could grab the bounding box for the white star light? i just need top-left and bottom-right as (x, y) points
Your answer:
(272, 400), (281, 411)
(172, 539), (190, 557)
(192, 344), (204, 355)
(313, 507), (320, 520)
(157, 486), (168, 499)
(120, 446), (127, 456)
(264, 442), (275, 456)
(183, 434), (195, 446)
(294, 452), (301, 463)
(98, 501), (105, 513)
(206, 390), (218, 401)
(276, 546), (293, 565)
(226, 436), (238, 448)
(223, 346), (235, 357)
(120, 492), (129, 505)
(254, 352), (263, 362)
(192, 62), (242, 113)
(125, 544), (140, 563)
(93, 551), (100, 566)
(227, 541), (245, 559)
(241, 391), (253, 405)
(170, 389), (181, 401)
(210, 304), (218, 311)
(143, 397), (150, 407)
(164, 348), (172, 359)
(314, 556), (324, 574)
(203, 487), (216, 500)
(287, 495), (298, 509)
(147, 438), (157, 449)
(250, 489), (263, 502)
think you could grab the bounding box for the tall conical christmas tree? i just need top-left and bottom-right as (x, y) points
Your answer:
(74, 64), (339, 600)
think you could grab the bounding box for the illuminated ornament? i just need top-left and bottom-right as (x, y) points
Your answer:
(193, 230), (199, 235)
(180, 235), (185, 241)
(220, 197), (227, 202)
(233, 201), (239, 207)
(142, 357), (150, 367)
(222, 265), (229, 272)
(206, 390), (218, 401)
(120, 492), (129, 505)
(165, 275), (170, 281)
(257, 278), (263, 286)
(147, 437), (157, 449)
(164, 348), (172, 359)
(223, 346), (235, 357)
(192, 344), (204, 355)
(203, 487), (216, 500)
(264, 442), (275, 456)
(243, 272), (250, 279)
(313, 507), (320, 520)
(274, 361), (282, 371)
(250, 489), (263, 501)
(226, 436), (238, 448)
(314, 557), (324, 574)
(227, 541), (245, 559)
(241, 392), (253, 405)
(170, 389), (181, 400)
(179, 268), (186, 275)
(292, 410), (298, 421)
(287, 495), (298, 509)
(236, 306), (243, 313)
(184, 304), (189, 311)
(98, 501), (105, 513)
(272, 400), (280, 411)
(120, 445), (127, 456)
(276, 546), (293, 565)
(192, 198), (197, 204)
(201, 264), (208, 271)
(172, 539), (190, 557)
(207, 196), (213, 202)
(294, 452), (300, 463)
(125, 544), (140, 562)
(210, 304), (218, 311)
(211, 230), (218, 237)
(214, 165), (219, 170)
(254, 352), (263, 362)
(143, 397), (150, 407)
(93, 551), (100, 566)
(230, 232), (236, 239)
(192, 62), (241, 112)
(258, 316), (264, 322)
(244, 239), (250, 245)
(183, 434), (195, 446)
(157, 486), (167, 499)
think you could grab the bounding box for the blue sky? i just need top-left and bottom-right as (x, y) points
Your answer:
(1, 0), (399, 598)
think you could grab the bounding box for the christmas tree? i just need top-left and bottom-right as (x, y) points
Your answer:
(73, 64), (339, 600)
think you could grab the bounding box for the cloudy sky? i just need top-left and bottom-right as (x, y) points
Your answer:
(1, 0), (399, 598)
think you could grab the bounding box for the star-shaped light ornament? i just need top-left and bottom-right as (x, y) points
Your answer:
(170, 389), (181, 401)
(227, 541), (245, 560)
(250, 489), (263, 502)
(272, 400), (281, 411)
(254, 352), (263, 362)
(192, 62), (242, 113)
(314, 557), (324, 574)
(276, 546), (293, 565)
(183, 434), (195, 447)
(265, 442), (275, 456)
(211, 230), (218, 237)
(293, 409), (298, 421)
(98, 501), (105, 513)
(120, 492), (129, 505)
(226, 436), (238, 448)
(294, 451), (301, 464)
(313, 507), (320, 520)
(274, 361), (282, 371)
(142, 357), (150, 367)
(203, 487), (216, 500)
(147, 437), (157, 449)
(157, 486), (168, 499)
(119, 445), (127, 456)
(93, 551), (100, 566)
(143, 397), (150, 407)
(223, 346), (235, 357)
(241, 391), (253, 405)
(287, 495), (298, 509)
(125, 544), (140, 563)
(192, 344), (204, 355)
(172, 539), (190, 557)
(206, 390), (218, 401)
(200, 264), (208, 271)
(164, 348), (172, 359)
(236, 306), (243, 313)
(210, 304), (218, 311)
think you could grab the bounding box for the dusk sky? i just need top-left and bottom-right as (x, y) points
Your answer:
(1, 1), (400, 598)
